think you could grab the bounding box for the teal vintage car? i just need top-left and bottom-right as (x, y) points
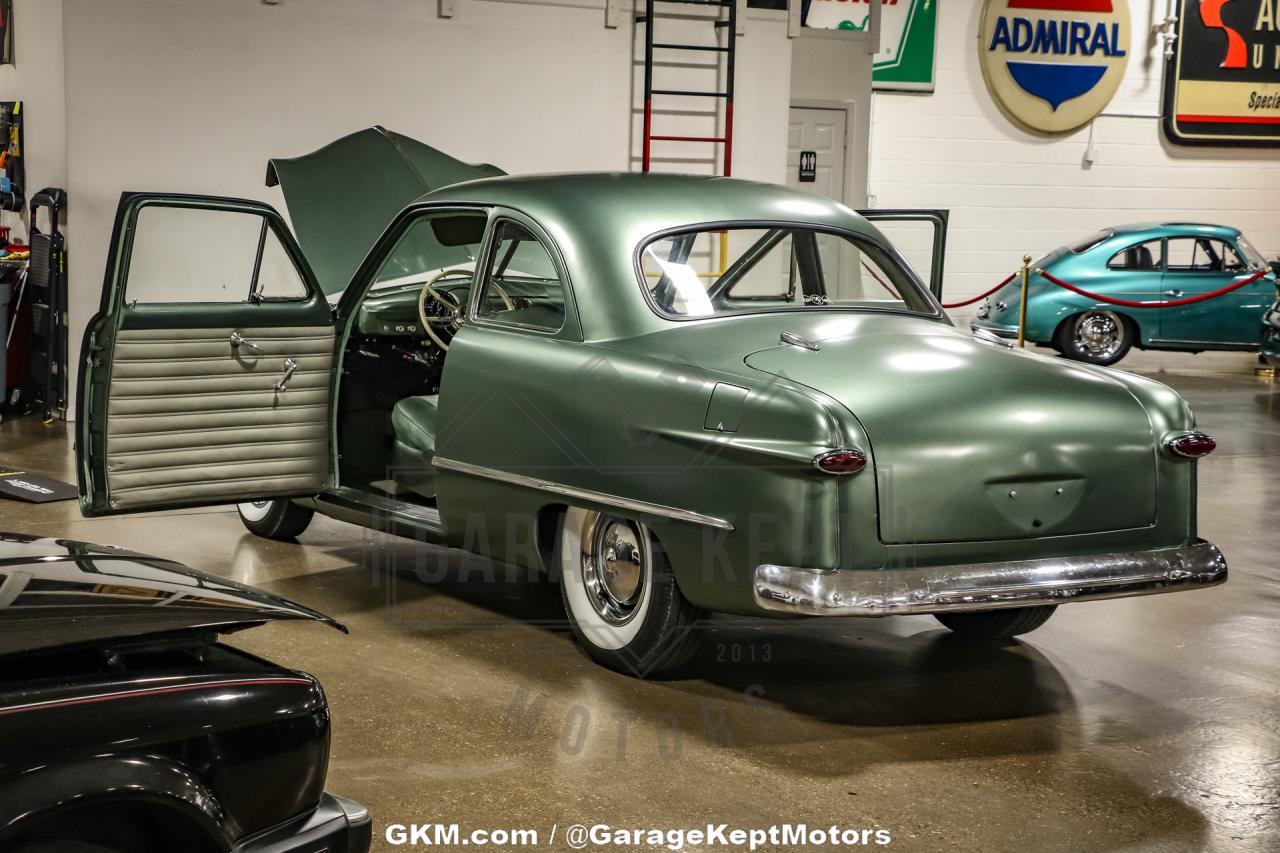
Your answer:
(76, 129), (1226, 676)
(971, 223), (1277, 365)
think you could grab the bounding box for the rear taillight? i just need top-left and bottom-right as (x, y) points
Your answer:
(1166, 431), (1216, 459)
(813, 448), (867, 475)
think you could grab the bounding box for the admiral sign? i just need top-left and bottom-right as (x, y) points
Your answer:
(979, 0), (1132, 134)
(1164, 0), (1280, 146)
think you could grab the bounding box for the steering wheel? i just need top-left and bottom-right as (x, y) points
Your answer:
(416, 269), (513, 351)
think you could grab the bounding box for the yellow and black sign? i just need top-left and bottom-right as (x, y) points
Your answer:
(1164, 0), (1280, 146)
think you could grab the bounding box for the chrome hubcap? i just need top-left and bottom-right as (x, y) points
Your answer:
(1074, 311), (1123, 358)
(581, 514), (646, 626)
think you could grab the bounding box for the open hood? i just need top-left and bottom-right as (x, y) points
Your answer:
(0, 533), (346, 658)
(266, 126), (505, 295)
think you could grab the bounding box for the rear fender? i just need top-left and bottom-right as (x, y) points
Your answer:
(1036, 292), (1149, 346)
(0, 754), (232, 849)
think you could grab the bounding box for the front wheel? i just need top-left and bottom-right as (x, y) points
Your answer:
(934, 605), (1056, 640)
(237, 499), (314, 540)
(1054, 311), (1133, 365)
(557, 507), (703, 677)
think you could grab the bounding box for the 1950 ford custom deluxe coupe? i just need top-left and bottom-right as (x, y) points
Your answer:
(77, 128), (1226, 676)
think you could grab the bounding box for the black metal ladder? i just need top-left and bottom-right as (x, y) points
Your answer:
(636, 0), (737, 175)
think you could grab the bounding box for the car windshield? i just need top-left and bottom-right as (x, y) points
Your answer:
(639, 226), (934, 319)
(1236, 235), (1267, 270)
(368, 212), (487, 291)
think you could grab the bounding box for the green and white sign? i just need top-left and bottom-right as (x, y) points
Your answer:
(805, 0), (938, 92)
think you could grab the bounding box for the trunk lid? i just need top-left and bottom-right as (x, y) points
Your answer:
(0, 534), (345, 658)
(744, 322), (1158, 544)
(266, 126), (505, 295)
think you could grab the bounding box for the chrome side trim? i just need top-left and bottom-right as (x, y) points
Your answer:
(754, 540), (1226, 616)
(432, 457), (734, 531)
(321, 486), (443, 526)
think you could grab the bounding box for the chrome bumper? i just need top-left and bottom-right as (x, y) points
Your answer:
(753, 540), (1226, 617)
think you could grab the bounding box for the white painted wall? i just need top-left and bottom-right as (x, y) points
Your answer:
(868, 2), (1280, 308)
(38, 0), (1275, 415)
(54, 0), (791, 412)
(0, 0), (66, 242)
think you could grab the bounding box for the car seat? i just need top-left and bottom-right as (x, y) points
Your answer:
(390, 394), (439, 499)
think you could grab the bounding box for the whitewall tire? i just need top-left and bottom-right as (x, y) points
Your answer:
(236, 499), (314, 540)
(557, 507), (702, 676)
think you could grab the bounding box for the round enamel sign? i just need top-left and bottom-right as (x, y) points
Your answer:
(979, 0), (1132, 134)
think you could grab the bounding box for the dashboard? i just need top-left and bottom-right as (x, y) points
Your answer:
(355, 281), (471, 337)
(356, 278), (567, 337)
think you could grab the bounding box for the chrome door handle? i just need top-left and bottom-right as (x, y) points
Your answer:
(230, 331), (263, 353)
(1164, 289), (1185, 298)
(275, 357), (298, 392)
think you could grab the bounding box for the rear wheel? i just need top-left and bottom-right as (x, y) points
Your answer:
(1055, 311), (1133, 365)
(934, 605), (1056, 640)
(237, 499), (314, 540)
(557, 507), (703, 677)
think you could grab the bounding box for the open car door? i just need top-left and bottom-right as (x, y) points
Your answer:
(77, 194), (335, 516)
(858, 209), (949, 301)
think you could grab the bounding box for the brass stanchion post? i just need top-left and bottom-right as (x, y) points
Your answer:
(1017, 254), (1032, 349)
(1258, 257), (1280, 380)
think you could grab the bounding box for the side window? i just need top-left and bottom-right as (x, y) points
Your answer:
(1106, 240), (1160, 271)
(476, 221), (566, 332)
(1166, 238), (1230, 273)
(126, 205), (307, 303)
(1222, 242), (1247, 272)
(254, 229), (309, 300)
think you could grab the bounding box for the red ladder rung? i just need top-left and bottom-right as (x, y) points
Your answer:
(649, 135), (728, 143)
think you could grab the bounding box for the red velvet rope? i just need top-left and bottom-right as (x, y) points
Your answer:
(941, 271), (1019, 309)
(1036, 267), (1271, 308)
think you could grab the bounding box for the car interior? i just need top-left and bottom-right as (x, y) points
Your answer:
(641, 227), (929, 318)
(1165, 237), (1247, 273)
(1107, 241), (1159, 271)
(1108, 237), (1247, 273)
(335, 211), (567, 506)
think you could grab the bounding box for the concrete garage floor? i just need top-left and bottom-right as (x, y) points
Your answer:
(1, 351), (1277, 853)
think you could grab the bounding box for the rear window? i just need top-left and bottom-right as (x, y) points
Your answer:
(638, 226), (935, 320)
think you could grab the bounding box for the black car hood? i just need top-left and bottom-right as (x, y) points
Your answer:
(0, 533), (346, 658)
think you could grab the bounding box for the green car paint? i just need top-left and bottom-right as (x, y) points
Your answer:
(971, 223), (1277, 361)
(266, 126), (504, 295)
(77, 131), (1221, 620)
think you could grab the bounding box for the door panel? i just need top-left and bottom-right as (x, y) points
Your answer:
(78, 194), (335, 516)
(1158, 237), (1255, 344)
(103, 326), (332, 510)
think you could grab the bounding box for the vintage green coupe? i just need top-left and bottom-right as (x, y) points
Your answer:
(77, 128), (1226, 676)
